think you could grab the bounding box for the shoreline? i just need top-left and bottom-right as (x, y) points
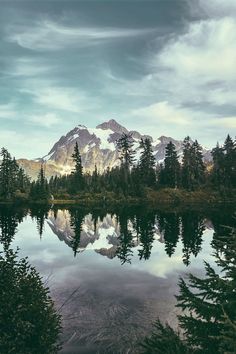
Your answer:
(0, 189), (235, 209)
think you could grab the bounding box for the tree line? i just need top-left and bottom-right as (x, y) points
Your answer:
(0, 133), (235, 201)
(48, 133), (236, 199)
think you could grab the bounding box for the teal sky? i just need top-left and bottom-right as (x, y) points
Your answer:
(0, 0), (235, 159)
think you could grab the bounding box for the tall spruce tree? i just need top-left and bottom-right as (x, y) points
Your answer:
(223, 134), (236, 188)
(0, 148), (29, 199)
(117, 133), (135, 170)
(182, 136), (194, 190)
(30, 165), (49, 200)
(191, 140), (205, 187)
(182, 137), (205, 190)
(211, 142), (225, 188)
(117, 133), (135, 194)
(0, 148), (16, 198)
(161, 141), (180, 188)
(139, 138), (156, 187)
(71, 142), (84, 192)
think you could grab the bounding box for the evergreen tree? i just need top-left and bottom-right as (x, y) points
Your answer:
(30, 165), (49, 200)
(117, 133), (135, 170)
(161, 141), (180, 188)
(0, 148), (17, 198)
(117, 133), (136, 195)
(0, 249), (61, 354)
(71, 142), (84, 192)
(139, 138), (156, 187)
(211, 142), (225, 188)
(191, 140), (205, 187)
(223, 134), (236, 188)
(182, 137), (205, 190)
(182, 137), (195, 190)
(91, 165), (99, 192)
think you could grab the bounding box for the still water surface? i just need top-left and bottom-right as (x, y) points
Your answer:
(0, 205), (234, 353)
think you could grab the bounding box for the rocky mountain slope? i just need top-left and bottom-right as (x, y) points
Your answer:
(18, 119), (211, 179)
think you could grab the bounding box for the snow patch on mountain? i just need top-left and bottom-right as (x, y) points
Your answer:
(88, 127), (116, 151)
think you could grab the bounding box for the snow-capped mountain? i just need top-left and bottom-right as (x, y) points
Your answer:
(18, 119), (211, 178)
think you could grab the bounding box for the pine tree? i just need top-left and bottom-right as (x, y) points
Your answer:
(0, 148), (16, 198)
(191, 140), (205, 187)
(139, 138), (156, 187)
(30, 165), (49, 200)
(117, 133), (136, 195)
(117, 133), (135, 170)
(223, 134), (236, 188)
(91, 165), (99, 192)
(71, 142), (84, 192)
(0, 148), (30, 199)
(211, 142), (225, 188)
(182, 137), (195, 190)
(182, 137), (205, 190)
(161, 141), (180, 188)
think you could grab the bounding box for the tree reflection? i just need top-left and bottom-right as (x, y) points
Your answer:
(116, 210), (134, 264)
(157, 212), (180, 258)
(181, 212), (205, 266)
(69, 208), (85, 257)
(0, 206), (26, 250)
(136, 211), (156, 260)
(29, 206), (50, 239)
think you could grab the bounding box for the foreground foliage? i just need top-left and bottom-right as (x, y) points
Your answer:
(0, 248), (61, 354)
(141, 224), (236, 354)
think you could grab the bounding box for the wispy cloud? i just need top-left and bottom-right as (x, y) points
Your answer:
(20, 86), (92, 113)
(131, 101), (191, 126)
(6, 20), (154, 51)
(5, 57), (52, 77)
(0, 103), (17, 119)
(28, 112), (61, 128)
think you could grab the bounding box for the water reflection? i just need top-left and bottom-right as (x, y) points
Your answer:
(1, 206), (234, 266)
(0, 205), (235, 354)
(44, 207), (234, 266)
(0, 206), (27, 250)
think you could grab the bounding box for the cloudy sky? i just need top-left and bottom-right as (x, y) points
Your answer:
(0, 0), (235, 158)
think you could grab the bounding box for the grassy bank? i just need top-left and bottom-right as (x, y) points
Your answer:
(0, 188), (235, 207)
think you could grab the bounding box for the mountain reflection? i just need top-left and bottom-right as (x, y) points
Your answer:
(0, 206), (235, 267)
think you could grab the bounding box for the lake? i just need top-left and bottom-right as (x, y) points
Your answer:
(0, 205), (235, 354)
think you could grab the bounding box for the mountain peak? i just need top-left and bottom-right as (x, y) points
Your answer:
(96, 119), (128, 134)
(77, 124), (87, 130)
